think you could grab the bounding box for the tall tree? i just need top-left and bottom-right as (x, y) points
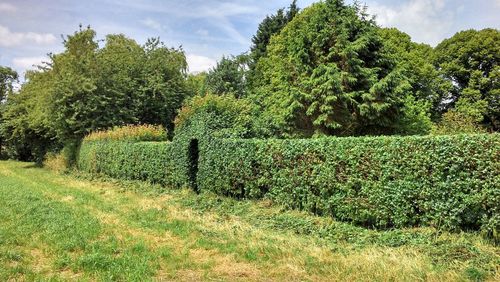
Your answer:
(0, 66), (18, 157)
(379, 28), (452, 120)
(248, 1), (299, 87)
(204, 54), (249, 98)
(138, 37), (189, 131)
(434, 29), (500, 130)
(250, 0), (299, 67)
(0, 66), (17, 103)
(1, 69), (58, 162)
(254, 0), (413, 137)
(1, 26), (191, 161)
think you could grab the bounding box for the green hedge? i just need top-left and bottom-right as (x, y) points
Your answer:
(77, 141), (175, 185)
(198, 134), (500, 235)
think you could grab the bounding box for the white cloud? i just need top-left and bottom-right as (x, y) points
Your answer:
(0, 2), (16, 12)
(12, 56), (46, 70)
(0, 25), (57, 47)
(186, 54), (216, 73)
(367, 0), (456, 46)
(140, 18), (164, 32)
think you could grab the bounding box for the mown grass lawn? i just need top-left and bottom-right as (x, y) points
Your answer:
(0, 160), (498, 281)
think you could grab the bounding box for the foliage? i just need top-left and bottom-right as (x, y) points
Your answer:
(174, 93), (256, 137)
(137, 37), (189, 131)
(1, 70), (59, 163)
(379, 28), (452, 120)
(166, 94), (260, 189)
(0, 26), (190, 161)
(78, 140), (173, 185)
(199, 134), (500, 237)
(253, 0), (413, 137)
(434, 29), (500, 130)
(0, 66), (18, 103)
(204, 55), (249, 98)
(186, 72), (207, 97)
(51, 29), (188, 142)
(432, 111), (487, 135)
(43, 151), (70, 173)
(0, 66), (18, 158)
(84, 124), (167, 142)
(248, 0), (299, 85)
(395, 95), (433, 135)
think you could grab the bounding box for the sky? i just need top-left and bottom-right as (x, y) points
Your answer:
(0, 0), (499, 77)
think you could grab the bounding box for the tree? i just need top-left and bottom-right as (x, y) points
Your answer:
(434, 29), (500, 130)
(96, 34), (145, 127)
(51, 28), (189, 143)
(204, 54), (249, 98)
(138, 38), (189, 131)
(248, 1), (299, 87)
(379, 28), (452, 120)
(1, 70), (58, 162)
(0, 66), (18, 157)
(253, 0), (413, 137)
(186, 72), (207, 97)
(250, 1), (299, 67)
(50, 26), (101, 143)
(1, 26), (191, 162)
(0, 66), (17, 103)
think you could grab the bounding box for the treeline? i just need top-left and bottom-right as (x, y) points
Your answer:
(0, 0), (499, 162)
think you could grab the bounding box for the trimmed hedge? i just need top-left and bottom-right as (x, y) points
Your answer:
(198, 134), (500, 235)
(77, 141), (175, 185)
(76, 127), (499, 236)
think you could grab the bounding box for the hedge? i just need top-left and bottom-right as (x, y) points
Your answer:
(76, 129), (499, 236)
(77, 140), (175, 185)
(198, 134), (500, 235)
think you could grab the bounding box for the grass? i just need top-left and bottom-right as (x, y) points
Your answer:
(0, 160), (498, 281)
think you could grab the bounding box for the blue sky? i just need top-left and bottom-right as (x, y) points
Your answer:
(1, 0), (499, 77)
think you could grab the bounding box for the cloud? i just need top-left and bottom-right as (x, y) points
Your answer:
(0, 25), (57, 47)
(12, 56), (46, 70)
(367, 0), (456, 46)
(186, 54), (216, 73)
(107, 0), (258, 46)
(140, 18), (165, 32)
(0, 2), (16, 12)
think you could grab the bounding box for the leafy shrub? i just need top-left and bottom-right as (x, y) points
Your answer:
(432, 111), (486, 135)
(84, 125), (167, 142)
(77, 140), (174, 185)
(166, 94), (261, 189)
(175, 94), (256, 137)
(198, 134), (500, 237)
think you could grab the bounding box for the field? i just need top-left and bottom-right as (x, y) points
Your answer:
(0, 160), (499, 281)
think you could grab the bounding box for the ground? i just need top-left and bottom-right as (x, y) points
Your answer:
(0, 161), (498, 281)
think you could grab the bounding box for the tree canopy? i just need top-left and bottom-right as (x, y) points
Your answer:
(0, 1), (498, 162)
(253, 0), (415, 137)
(434, 29), (500, 129)
(1, 26), (190, 161)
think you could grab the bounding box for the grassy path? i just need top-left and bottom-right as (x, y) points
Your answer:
(0, 161), (498, 281)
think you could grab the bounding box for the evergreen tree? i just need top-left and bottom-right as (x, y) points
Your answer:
(254, 0), (413, 137)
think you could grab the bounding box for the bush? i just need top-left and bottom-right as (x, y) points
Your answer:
(165, 94), (260, 189)
(84, 124), (168, 142)
(43, 152), (69, 173)
(198, 134), (500, 236)
(432, 111), (486, 135)
(77, 140), (174, 185)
